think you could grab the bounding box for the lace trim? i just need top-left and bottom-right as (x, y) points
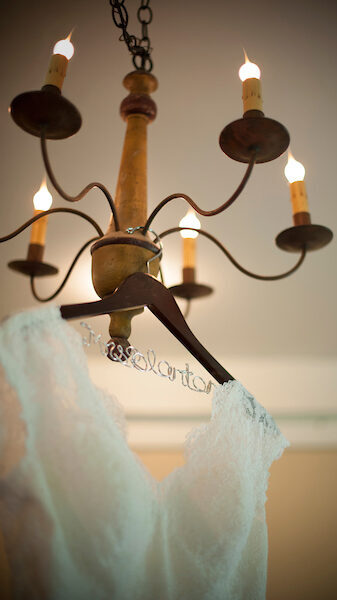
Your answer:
(185, 379), (289, 460)
(0, 305), (61, 332)
(213, 379), (282, 436)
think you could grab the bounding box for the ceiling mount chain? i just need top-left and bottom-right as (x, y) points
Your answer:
(109, 0), (153, 72)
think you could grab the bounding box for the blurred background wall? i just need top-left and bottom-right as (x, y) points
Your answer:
(136, 449), (337, 600)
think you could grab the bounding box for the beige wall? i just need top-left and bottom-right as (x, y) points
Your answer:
(266, 450), (337, 600)
(136, 449), (337, 600)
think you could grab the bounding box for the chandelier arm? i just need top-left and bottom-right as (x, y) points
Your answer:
(157, 227), (307, 281)
(142, 153), (256, 235)
(0, 207), (103, 243)
(30, 236), (99, 303)
(40, 134), (120, 231)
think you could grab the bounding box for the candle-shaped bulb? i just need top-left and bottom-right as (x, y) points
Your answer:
(239, 51), (261, 81)
(284, 152), (306, 183)
(44, 31), (74, 90)
(53, 32), (74, 60)
(179, 210), (201, 239)
(29, 179), (53, 253)
(179, 210), (200, 277)
(239, 50), (263, 114)
(284, 152), (310, 223)
(33, 179), (53, 211)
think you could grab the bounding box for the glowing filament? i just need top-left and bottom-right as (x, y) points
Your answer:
(284, 152), (306, 183)
(33, 179), (53, 211)
(239, 50), (261, 81)
(53, 32), (74, 60)
(179, 210), (201, 239)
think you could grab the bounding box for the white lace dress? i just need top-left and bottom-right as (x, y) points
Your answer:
(0, 306), (289, 599)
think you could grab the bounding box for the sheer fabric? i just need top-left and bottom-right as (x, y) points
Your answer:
(0, 306), (289, 599)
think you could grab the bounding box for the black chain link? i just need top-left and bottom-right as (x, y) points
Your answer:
(109, 0), (153, 72)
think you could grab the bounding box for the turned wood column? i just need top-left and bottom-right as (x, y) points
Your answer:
(91, 71), (159, 344)
(111, 71), (157, 231)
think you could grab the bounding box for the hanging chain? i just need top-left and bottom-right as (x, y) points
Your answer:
(109, 0), (153, 72)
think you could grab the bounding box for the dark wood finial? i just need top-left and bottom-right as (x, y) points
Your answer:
(120, 71), (158, 122)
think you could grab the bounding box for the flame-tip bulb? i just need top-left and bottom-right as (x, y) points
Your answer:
(239, 51), (261, 81)
(53, 36), (74, 60)
(33, 180), (53, 211)
(179, 211), (201, 239)
(284, 153), (306, 183)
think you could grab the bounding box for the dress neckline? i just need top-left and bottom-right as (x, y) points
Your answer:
(0, 304), (286, 486)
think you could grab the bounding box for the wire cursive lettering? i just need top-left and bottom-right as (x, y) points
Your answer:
(80, 321), (215, 395)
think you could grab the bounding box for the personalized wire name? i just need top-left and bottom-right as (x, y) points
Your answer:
(81, 321), (215, 395)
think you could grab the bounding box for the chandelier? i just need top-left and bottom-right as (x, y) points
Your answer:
(1, 0), (333, 356)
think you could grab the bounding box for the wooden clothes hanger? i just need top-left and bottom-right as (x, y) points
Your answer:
(60, 272), (234, 384)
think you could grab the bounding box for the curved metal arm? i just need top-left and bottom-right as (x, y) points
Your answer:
(157, 227), (307, 281)
(40, 133), (120, 231)
(0, 207), (103, 243)
(30, 236), (99, 302)
(142, 153), (256, 235)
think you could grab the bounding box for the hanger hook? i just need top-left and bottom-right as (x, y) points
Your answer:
(125, 226), (163, 274)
